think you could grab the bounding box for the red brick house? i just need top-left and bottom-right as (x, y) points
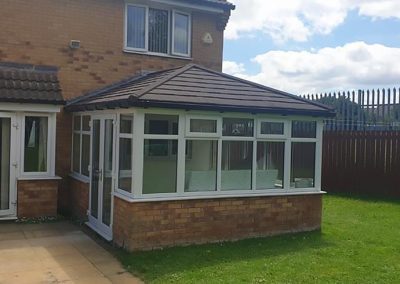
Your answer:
(0, 0), (334, 250)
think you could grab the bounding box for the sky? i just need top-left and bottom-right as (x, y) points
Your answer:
(222, 0), (400, 95)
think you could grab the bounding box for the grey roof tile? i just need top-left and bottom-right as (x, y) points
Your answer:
(66, 64), (334, 117)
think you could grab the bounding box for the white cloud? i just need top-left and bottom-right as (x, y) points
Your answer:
(222, 61), (245, 75)
(223, 42), (400, 94)
(226, 0), (400, 42)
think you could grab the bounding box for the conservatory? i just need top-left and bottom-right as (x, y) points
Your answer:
(66, 64), (334, 250)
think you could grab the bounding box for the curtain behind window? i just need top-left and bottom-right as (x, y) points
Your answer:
(24, 117), (48, 172)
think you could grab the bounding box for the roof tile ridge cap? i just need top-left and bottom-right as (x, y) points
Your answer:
(193, 64), (334, 112)
(132, 64), (196, 100)
(66, 73), (154, 106)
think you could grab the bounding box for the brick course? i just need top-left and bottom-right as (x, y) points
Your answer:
(0, 0), (227, 218)
(17, 180), (59, 218)
(113, 194), (323, 251)
(60, 177), (90, 220)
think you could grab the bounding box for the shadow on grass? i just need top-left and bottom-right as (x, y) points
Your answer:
(116, 230), (334, 282)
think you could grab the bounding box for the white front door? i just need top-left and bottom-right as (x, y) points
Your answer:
(0, 113), (17, 219)
(87, 115), (116, 240)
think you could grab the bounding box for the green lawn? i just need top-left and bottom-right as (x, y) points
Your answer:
(117, 195), (400, 283)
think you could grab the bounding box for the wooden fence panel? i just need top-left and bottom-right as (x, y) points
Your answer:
(322, 131), (400, 197)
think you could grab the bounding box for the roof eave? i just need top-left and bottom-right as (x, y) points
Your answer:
(66, 99), (335, 118)
(0, 98), (66, 105)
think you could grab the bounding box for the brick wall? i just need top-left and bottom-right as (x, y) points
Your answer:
(0, 0), (227, 213)
(113, 194), (323, 251)
(59, 177), (90, 220)
(17, 180), (59, 218)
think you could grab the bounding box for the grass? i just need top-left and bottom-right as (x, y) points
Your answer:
(117, 195), (400, 283)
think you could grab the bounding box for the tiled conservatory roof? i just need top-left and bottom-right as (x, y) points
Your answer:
(0, 62), (64, 105)
(66, 64), (334, 117)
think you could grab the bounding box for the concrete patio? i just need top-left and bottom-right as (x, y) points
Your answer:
(0, 221), (142, 284)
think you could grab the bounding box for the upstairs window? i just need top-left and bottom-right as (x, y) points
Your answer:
(126, 4), (191, 57)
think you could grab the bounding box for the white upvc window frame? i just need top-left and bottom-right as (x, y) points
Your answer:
(71, 114), (91, 182)
(124, 2), (191, 58)
(115, 113), (134, 198)
(287, 118), (322, 192)
(78, 108), (324, 202)
(185, 115), (221, 138)
(124, 3), (149, 53)
(257, 119), (288, 139)
(20, 113), (56, 177)
(171, 10), (192, 57)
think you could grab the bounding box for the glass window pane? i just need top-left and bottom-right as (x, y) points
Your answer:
(185, 140), (217, 192)
(145, 114), (178, 135)
(119, 138), (132, 192)
(81, 134), (90, 177)
(257, 142), (284, 189)
(24, 116), (48, 172)
(72, 133), (81, 173)
(291, 142), (316, 188)
(260, 122), (284, 135)
(148, 8), (169, 54)
(292, 121), (317, 138)
(0, 118), (11, 210)
(223, 118), (254, 137)
(82, 116), (90, 131)
(120, 115), (133, 134)
(173, 12), (189, 55)
(73, 116), (81, 131)
(143, 139), (177, 194)
(221, 141), (253, 190)
(190, 119), (217, 133)
(91, 120), (100, 218)
(127, 5), (146, 49)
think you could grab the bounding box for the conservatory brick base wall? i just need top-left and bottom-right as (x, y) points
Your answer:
(68, 177), (90, 221)
(113, 194), (323, 251)
(17, 180), (59, 218)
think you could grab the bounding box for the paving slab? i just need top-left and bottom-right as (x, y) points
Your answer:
(0, 221), (142, 284)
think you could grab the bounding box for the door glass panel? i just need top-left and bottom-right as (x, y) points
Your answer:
(0, 118), (11, 211)
(91, 120), (100, 218)
(102, 119), (114, 226)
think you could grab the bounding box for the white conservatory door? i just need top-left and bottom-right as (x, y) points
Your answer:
(87, 115), (116, 240)
(0, 113), (17, 219)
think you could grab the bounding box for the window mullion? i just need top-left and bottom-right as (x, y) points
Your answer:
(216, 138), (222, 191)
(284, 122), (292, 191)
(176, 115), (185, 195)
(79, 118), (83, 175)
(252, 140), (257, 190)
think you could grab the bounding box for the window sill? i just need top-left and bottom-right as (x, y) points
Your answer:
(123, 49), (193, 61)
(113, 190), (326, 203)
(69, 173), (90, 184)
(18, 176), (62, 181)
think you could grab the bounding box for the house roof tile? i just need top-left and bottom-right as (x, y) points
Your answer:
(0, 62), (64, 105)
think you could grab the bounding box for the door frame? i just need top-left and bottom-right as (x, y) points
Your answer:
(87, 114), (117, 241)
(0, 112), (17, 219)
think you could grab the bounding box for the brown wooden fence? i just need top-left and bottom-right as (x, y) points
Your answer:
(322, 131), (400, 197)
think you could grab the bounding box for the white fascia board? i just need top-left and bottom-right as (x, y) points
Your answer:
(0, 103), (62, 113)
(147, 0), (224, 13)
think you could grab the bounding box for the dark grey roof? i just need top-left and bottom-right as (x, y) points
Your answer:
(66, 64), (334, 117)
(0, 62), (64, 105)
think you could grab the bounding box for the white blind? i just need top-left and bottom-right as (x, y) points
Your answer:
(148, 8), (169, 54)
